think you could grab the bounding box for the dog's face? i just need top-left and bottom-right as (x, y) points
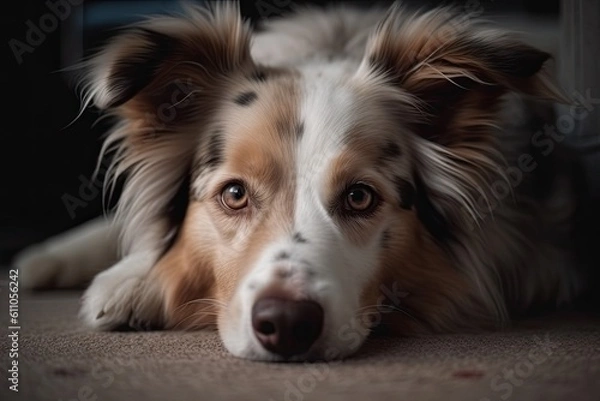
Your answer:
(87, 4), (555, 360)
(180, 67), (425, 360)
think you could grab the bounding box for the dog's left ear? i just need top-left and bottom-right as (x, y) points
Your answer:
(359, 6), (566, 233)
(360, 6), (563, 145)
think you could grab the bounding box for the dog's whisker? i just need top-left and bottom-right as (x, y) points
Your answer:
(173, 298), (228, 315)
(172, 310), (220, 330)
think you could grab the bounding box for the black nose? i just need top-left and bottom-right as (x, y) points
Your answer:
(252, 297), (324, 358)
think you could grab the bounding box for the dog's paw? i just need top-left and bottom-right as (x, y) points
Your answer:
(79, 254), (163, 331)
(15, 244), (80, 290)
(80, 270), (143, 330)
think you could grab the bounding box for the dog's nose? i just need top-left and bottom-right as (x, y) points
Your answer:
(252, 297), (324, 357)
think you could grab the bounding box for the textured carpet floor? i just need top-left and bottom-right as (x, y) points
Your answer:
(2, 290), (600, 401)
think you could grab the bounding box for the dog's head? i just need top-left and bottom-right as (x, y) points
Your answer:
(86, 4), (557, 360)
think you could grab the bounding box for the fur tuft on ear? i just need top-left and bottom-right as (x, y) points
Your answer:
(362, 5), (560, 92)
(359, 4), (564, 142)
(91, 28), (177, 109)
(82, 2), (254, 110)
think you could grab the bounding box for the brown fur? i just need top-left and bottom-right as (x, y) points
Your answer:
(153, 72), (302, 329)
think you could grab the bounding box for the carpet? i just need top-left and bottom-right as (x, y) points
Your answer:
(1, 290), (600, 401)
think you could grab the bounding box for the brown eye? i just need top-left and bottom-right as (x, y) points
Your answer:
(345, 184), (376, 212)
(221, 183), (248, 210)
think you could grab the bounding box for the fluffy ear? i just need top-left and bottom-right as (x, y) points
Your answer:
(82, 3), (257, 255)
(359, 6), (564, 233)
(361, 5), (562, 145)
(84, 3), (254, 111)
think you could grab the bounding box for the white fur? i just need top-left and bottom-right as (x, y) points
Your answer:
(79, 251), (162, 330)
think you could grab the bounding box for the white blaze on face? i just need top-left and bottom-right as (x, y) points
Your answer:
(295, 68), (383, 341)
(223, 66), (385, 360)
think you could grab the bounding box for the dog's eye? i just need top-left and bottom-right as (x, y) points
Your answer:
(345, 184), (376, 212)
(221, 183), (248, 210)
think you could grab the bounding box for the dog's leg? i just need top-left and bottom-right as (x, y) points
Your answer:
(79, 250), (163, 330)
(15, 216), (119, 290)
(15, 215), (164, 330)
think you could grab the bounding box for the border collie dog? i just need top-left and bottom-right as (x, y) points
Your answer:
(17, 2), (587, 361)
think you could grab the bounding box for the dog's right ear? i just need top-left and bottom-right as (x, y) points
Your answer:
(84, 3), (255, 111)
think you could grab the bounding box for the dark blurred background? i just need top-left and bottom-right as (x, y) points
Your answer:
(3, 0), (599, 267)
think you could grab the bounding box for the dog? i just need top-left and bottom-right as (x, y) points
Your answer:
(16, 2), (590, 361)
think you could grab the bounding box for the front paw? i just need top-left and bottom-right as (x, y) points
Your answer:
(80, 266), (163, 331)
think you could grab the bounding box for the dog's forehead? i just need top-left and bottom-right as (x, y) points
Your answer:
(232, 71), (394, 150)
(193, 66), (410, 193)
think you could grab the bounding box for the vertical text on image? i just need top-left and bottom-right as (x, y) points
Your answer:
(7, 268), (20, 392)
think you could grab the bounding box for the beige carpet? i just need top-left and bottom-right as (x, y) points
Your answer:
(2, 290), (600, 401)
